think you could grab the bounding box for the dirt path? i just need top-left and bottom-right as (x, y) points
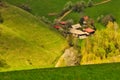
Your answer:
(55, 47), (81, 67)
(55, 48), (71, 67)
(94, 0), (111, 6)
(57, 9), (72, 21)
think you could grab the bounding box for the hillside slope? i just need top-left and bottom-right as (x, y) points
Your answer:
(0, 3), (67, 71)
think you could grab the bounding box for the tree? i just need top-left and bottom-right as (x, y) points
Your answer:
(80, 0), (87, 8)
(101, 14), (116, 26)
(73, 1), (86, 12)
(0, 13), (3, 23)
(87, 0), (94, 7)
(97, 14), (116, 26)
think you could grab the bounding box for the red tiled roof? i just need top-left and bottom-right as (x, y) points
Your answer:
(83, 16), (89, 21)
(60, 21), (67, 25)
(84, 28), (95, 33)
(54, 25), (61, 29)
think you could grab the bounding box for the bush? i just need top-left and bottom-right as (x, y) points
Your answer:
(0, 59), (10, 68)
(98, 14), (116, 26)
(40, 16), (52, 25)
(97, 15), (104, 23)
(66, 19), (74, 27)
(73, 1), (86, 12)
(67, 34), (74, 46)
(18, 4), (31, 12)
(87, 0), (94, 7)
(80, 0), (87, 8)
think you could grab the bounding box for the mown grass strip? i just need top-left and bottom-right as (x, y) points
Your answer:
(0, 62), (120, 80)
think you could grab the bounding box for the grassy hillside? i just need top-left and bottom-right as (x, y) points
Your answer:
(2, 0), (120, 67)
(0, 62), (120, 80)
(0, 3), (67, 71)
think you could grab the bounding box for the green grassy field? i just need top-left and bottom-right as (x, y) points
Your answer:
(0, 62), (120, 80)
(5, 0), (120, 24)
(4, 0), (82, 21)
(0, 3), (67, 71)
(4, 0), (103, 21)
(64, 0), (120, 29)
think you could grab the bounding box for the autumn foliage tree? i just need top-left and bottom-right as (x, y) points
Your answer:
(80, 26), (120, 63)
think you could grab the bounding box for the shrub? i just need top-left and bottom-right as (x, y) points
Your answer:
(18, 4), (31, 12)
(80, 0), (87, 8)
(73, 2), (85, 12)
(97, 15), (104, 23)
(67, 34), (74, 46)
(98, 14), (116, 26)
(0, 59), (10, 68)
(66, 19), (74, 27)
(87, 0), (94, 7)
(40, 16), (52, 25)
(102, 14), (116, 26)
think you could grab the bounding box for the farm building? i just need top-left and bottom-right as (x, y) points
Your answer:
(59, 21), (67, 25)
(54, 25), (61, 29)
(70, 28), (89, 39)
(71, 24), (82, 29)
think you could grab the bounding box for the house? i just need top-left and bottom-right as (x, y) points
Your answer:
(54, 25), (61, 29)
(70, 28), (89, 39)
(59, 21), (67, 25)
(71, 24), (82, 29)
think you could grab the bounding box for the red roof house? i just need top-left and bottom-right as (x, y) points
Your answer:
(84, 28), (95, 33)
(54, 25), (61, 29)
(59, 21), (67, 25)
